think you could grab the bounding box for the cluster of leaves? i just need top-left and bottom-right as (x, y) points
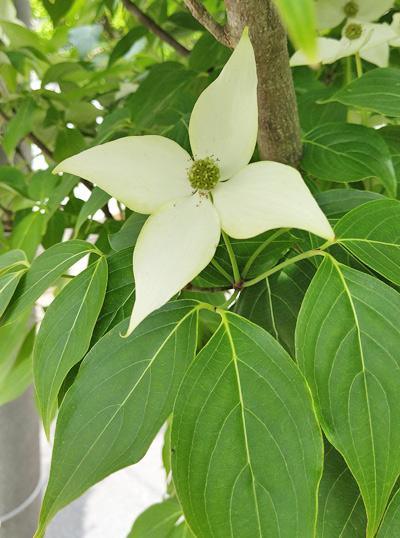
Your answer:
(1, 1), (400, 537)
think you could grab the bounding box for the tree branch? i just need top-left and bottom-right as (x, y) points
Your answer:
(182, 0), (230, 46)
(183, 283), (232, 293)
(224, 0), (303, 166)
(121, 0), (190, 58)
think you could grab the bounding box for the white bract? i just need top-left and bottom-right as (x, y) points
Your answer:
(291, 21), (398, 68)
(54, 29), (334, 337)
(314, 0), (394, 31)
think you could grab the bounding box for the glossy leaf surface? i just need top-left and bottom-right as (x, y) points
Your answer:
(172, 312), (322, 538)
(297, 257), (400, 537)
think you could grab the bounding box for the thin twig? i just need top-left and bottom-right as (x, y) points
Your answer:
(182, 0), (230, 47)
(121, 0), (190, 58)
(183, 283), (232, 293)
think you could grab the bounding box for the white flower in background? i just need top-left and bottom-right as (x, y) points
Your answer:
(315, 0), (394, 31)
(390, 13), (400, 46)
(291, 21), (398, 67)
(54, 29), (334, 337)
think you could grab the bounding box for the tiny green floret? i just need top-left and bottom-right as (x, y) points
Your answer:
(344, 22), (363, 40)
(188, 157), (220, 191)
(343, 1), (359, 18)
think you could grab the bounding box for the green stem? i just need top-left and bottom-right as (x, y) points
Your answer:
(354, 52), (369, 126)
(354, 52), (363, 78)
(211, 258), (233, 282)
(242, 239), (335, 288)
(222, 231), (241, 284)
(218, 288), (240, 310)
(346, 56), (352, 85)
(241, 228), (289, 279)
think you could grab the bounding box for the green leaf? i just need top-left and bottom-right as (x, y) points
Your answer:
(325, 68), (400, 118)
(2, 97), (37, 157)
(234, 259), (315, 357)
(189, 32), (229, 73)
(28, 168), (61, 202)
(68, 24), (103, 58)
(376, 488), (400, 537)
(317, 440), (367, 538)
(296, 257), (400, 537)
(196, 230), (296, 287)
(172, 311), (323, 538)
(41, 0), (76, 25)
(9, 210), (47, 262)
(2, 240), (99, 326)
(127, 63), (196, 129)
(0, 21), (44, 50)
(302, 123), (397, 198)
(42, 211), (66, 249)
(315, 189), (385, 220)
(34, 256), (108, 437)
(273, 0), (317, 61)
(91, 248), (135, 344)
(108, 26), (148, 67)
(0, 249), (28, 277)
(0, 311), (31, 386)
(335, 199), (400, 285)
(127, 500), (182, 538)
(54, 127), (86, 162)
(108, 212), (147, 251)
(0, 166), (28, 197)
(0, 324), (35, 406)
(73, 187), (110, 238)
(378, 126), (400, 185)
(297, 88), (347, 134)
(0, 268), (26, 317)
(34, 301), (199, 538)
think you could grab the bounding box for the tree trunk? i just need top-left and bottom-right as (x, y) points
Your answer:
(224, 0), (302, 167)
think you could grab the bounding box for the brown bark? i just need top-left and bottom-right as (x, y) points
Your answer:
(224, 0), (302, 166)
(183, 0), (302, 167)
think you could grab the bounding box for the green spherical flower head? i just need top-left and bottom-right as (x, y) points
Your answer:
(188, 157), (220, 191)
(343, 1), (359, 18)
(344, 22), (362, 40)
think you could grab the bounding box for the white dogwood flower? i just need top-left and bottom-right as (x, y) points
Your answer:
(315, 0), (394, 31)
(54, 29), (334, 337)
(291, 21), (398, 67)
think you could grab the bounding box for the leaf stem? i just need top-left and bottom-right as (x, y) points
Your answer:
(211, 258), (233, 282)
(218, 289), (240, 310)
(241, 228), (289, 278)
(354, 52), (369, 126)
(222, 231), (241, 285)
(242, 239), (335, 288)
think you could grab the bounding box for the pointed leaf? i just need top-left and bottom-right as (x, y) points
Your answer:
(376, 488), (400, 537)
(108, 212), (147, 251)
(127, 500), (182, 538)
(325, 68), (400, 117)
(335, 199), (400, 285)
(91, 248), (135, 344)
(0, 249), (27, 277)
(34, 256), (108, 437)
(302, 123), (397, 198)
(73, 187), (111, 238)
(2, 97), (37, 157)
(172, 311), (323, 538)
(317, 440), (367, 538)
(2, 240), (99, 325)
(296, 257), (400, 537)
(273, 0), (317, 61)
(0, 268), (26, 317)
(34, 301), (199, 538)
